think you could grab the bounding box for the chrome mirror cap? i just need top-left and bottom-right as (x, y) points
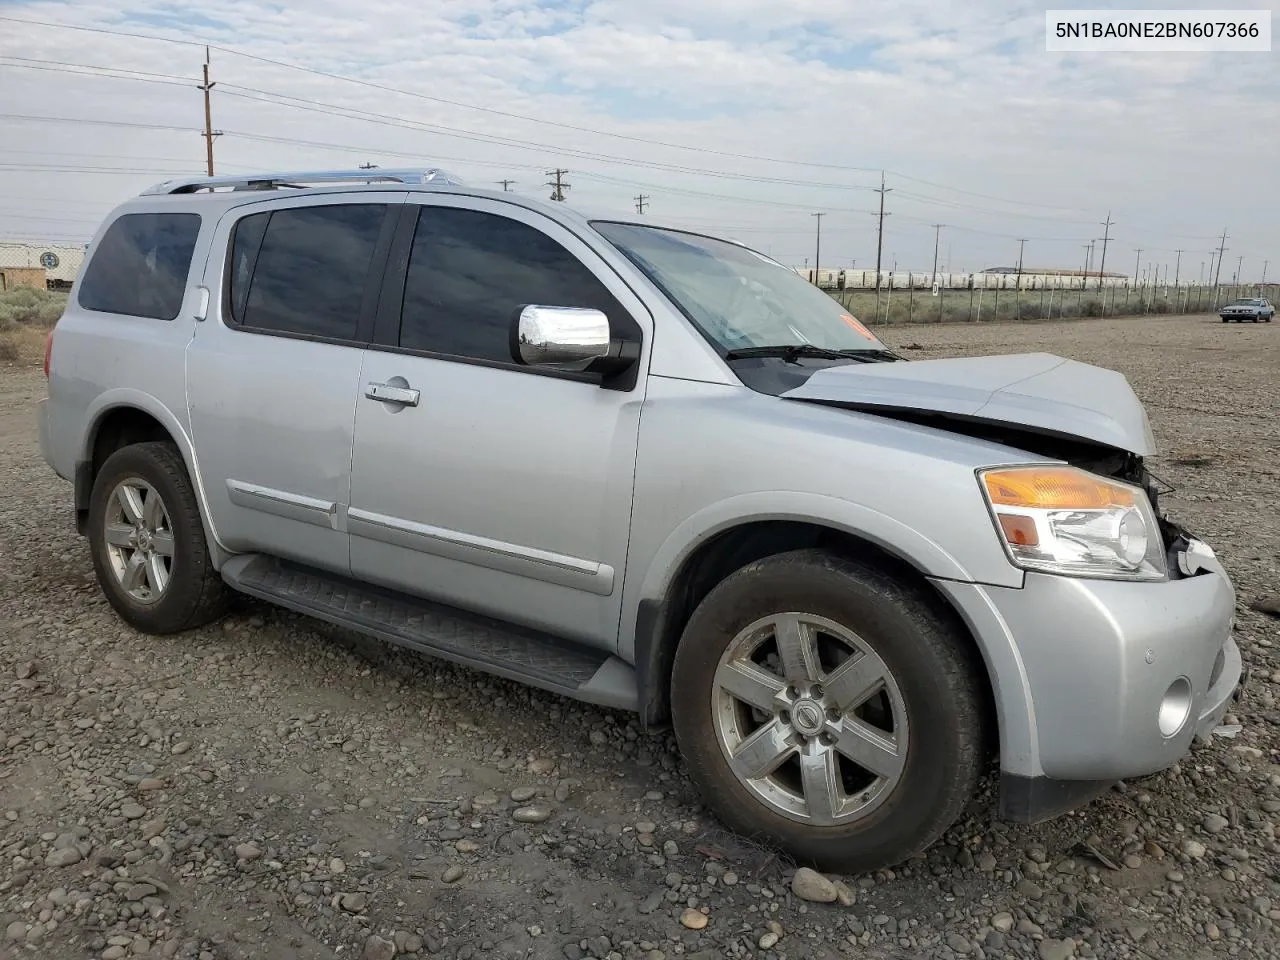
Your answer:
(514, 305), (612, 371)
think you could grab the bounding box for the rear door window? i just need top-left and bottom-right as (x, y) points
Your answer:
(77, 212), (202, 320)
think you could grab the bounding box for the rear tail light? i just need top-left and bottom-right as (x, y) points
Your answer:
(43, 330), (53, 379)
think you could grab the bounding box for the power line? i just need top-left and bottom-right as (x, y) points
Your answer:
(0, 55), (190, 82)
(0, 15), (889, 176)
(0, 163), (203, 174)
(0, 58), (192, 88)
(0, 112), (198, 133)
(2, 14), (1271, 249)
(214, 83), (882, 191)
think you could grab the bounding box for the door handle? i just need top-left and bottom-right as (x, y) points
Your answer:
(364, 382), (420, 406)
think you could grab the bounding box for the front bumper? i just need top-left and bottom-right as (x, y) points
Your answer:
(933, 532), (1242, 801)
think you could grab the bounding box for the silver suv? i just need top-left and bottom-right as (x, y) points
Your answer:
(38, 168), (1242, 873)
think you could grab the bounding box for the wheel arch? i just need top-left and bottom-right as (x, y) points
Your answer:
(76, 392), (229, 565)
(630, 507), (1002, 766)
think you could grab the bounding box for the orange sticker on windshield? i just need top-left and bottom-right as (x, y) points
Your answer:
(840, 313), (876, 340)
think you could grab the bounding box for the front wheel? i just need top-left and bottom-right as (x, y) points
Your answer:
(669, 550), (987, 873)
(87, 441), (230, 634)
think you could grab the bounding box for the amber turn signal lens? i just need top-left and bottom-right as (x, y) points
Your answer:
(982, 466), (1135, 510)
(997, 513), (1039, 546)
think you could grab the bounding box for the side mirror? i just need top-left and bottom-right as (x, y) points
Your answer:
(512, 304), (629, 373)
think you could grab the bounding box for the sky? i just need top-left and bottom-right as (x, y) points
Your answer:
(0, 1), (1275, 279)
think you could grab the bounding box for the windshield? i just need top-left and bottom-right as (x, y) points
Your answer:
(1230, 298), (1262, 305)
(591, 220), (886, 354)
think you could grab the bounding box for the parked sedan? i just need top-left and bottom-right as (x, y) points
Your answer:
(1220, 297), (1275, 322)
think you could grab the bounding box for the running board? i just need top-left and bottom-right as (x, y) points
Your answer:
(219, 555), (639, 711)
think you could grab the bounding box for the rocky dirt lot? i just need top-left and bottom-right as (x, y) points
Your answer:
(1, 313), (1278, 960)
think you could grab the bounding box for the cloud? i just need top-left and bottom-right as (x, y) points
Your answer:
(0, 0), (1274, 274)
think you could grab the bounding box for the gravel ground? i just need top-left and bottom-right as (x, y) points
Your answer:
(1, 312), (1278, 960)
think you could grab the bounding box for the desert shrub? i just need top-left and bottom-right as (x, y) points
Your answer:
(0, 335), (20, 363)
(0, 287), (67, 326)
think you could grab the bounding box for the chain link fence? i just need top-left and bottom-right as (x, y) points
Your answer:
(0, 242), (87, 289)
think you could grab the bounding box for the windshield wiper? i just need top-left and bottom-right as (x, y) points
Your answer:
(723, 344), (904, 363)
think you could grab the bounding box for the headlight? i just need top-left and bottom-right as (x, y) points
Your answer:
(978, 465), (1168, 581)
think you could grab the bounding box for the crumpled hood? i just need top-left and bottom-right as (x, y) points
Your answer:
(780, 352), (1157, 456)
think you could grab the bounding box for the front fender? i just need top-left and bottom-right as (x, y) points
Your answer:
(620, 489), (1011, 664)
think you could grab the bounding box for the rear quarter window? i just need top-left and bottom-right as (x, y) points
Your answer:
(77, 212), (202, 320)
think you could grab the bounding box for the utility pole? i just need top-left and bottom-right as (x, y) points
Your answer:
(1081, 244), (1091, 274)
(546, 169), (570, 201)
(198, 48), (222, 177)
(634, 194), (649, 214)
(497, 179), (515, 191)
(873, 172), (892, 291)
(1133, 248), (1142, 285)
(931, 224), (944, 285)
(358, 161), (378, 170)
(811, 212), (824, 285)
(1236, 255), (1244, 291)
(1261, 259), (1268, 287)
(1212, 229), (1228, 305)
(1173, 249), (1183, 288)
(1096, 211), (1114, 286)
(1014, 238), (1028, 320)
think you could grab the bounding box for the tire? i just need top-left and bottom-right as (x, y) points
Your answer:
(87, 441), (230, 634)
(669, 549), (987, 873)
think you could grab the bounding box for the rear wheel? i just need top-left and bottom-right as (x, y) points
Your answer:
(669, 549), (987, 873)
(87, 441), (230, 634)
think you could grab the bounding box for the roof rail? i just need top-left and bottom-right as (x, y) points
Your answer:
(140, 167), (466, 196)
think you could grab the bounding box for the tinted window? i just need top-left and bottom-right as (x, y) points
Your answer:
(231, 204), (387, 340)
(399, 206), (627, 362)
(78, 212), (201, 320)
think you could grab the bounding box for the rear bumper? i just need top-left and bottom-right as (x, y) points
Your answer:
(37, 397), (55, 472)
(934, 532), (1242, 802)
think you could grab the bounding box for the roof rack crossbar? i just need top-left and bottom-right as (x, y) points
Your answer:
(140, 167), (466, 196)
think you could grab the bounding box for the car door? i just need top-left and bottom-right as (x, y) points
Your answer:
(347, 196), (652, 647)
(186, 192), (404, 574)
